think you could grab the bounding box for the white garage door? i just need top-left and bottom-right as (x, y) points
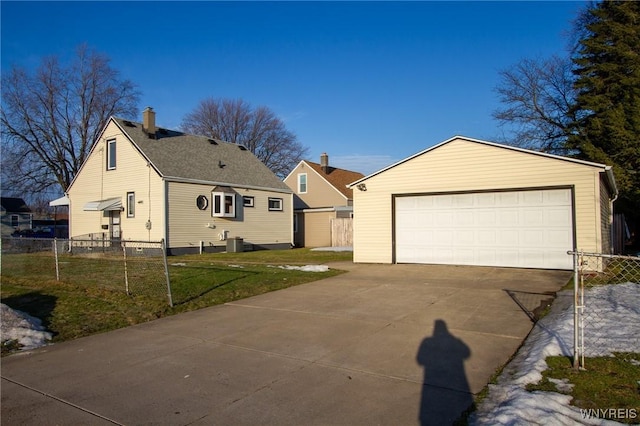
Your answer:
(395, 189), (573, 269)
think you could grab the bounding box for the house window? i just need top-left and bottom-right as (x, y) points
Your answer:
(107, 139), (117, 170)
(10, 214), (19, 227)
(268, 197), (283, 211)
(243, 196), (254, 207)
(212, 192), (236, 218)
(127, 192), (135, 218)
(196, 195), (209, 210)
(298, 173), (307, 193)
(293, 213), (298, 233)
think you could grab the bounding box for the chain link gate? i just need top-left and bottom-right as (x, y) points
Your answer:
(569, 251), (640, 369)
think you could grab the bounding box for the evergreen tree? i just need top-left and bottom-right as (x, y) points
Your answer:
(569, 1), (640, 205)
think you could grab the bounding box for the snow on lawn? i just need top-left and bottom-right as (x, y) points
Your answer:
(471, 282), (640, 425)
(268, 264), (330, 272)
(1, 303), (53, 351)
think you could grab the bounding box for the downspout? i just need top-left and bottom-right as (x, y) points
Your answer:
(606, 166), (618, 254)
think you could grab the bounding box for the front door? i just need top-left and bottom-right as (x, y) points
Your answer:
(110, 211), (121, 239)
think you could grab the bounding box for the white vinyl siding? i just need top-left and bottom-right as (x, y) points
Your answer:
(68, 121), (165, 240)
(353, 138), (609, 264)
(167, 181), (292, 248)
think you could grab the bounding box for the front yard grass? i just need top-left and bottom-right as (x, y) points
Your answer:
(527, 354), (640, 424)
(1, 248), (352, 354)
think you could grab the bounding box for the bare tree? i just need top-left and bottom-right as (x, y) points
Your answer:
(1, 45), (140, 195)
(181, 98), (308, 177)
(493, 55), (577, 154)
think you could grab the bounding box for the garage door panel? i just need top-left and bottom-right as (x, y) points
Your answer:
(395, 189), (573, 269)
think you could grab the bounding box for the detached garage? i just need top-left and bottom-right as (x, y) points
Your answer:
(348, 136), (618, 270)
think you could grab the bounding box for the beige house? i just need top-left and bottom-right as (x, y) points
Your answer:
(284, 154), (364, 247)
(347, 136), (618, 270)
(64, 108), (293, 254)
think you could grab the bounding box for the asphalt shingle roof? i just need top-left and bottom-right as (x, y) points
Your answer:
(114, 118), (291, 193)
(304, 161), (364, 199)
(0, 197), (31, 213)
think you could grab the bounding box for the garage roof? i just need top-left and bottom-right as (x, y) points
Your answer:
(347, 136), (617, 196)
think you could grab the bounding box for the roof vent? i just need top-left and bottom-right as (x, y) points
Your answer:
(208, 139), (218, 145)
(238, 145), (247, 151)
(123, 120), (136, 127)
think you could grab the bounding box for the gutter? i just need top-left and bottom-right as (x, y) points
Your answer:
(162, 176), (293, 194)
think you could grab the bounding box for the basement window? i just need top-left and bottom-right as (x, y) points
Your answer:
(212, 191), (236, 218)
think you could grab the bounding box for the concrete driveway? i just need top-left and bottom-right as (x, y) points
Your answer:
(1, 263), (570, 425)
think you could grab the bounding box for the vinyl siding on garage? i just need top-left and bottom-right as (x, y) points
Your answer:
(352, 138), (611, 264)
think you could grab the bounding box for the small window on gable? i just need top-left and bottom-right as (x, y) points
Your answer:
(107, 139), (116, 170)
(127, 192), (135, 218)
(268, 197), (283, 211)
(298, 173), (307, 193)
(212, 191), (236, 218)
(243, 196), (254, 207)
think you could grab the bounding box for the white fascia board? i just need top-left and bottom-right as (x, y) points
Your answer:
(282, 160), (306, 183)
(348, 135), (613, 187)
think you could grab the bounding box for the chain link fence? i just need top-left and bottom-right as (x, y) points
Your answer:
(2, 236), (172, 306)
(569, 251), (640, 369)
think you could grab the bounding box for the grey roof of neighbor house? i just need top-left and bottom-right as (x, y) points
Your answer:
(1, 197), (31, 213)
(113, 118), (291, 193)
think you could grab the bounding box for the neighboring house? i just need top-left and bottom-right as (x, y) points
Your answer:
(347, 136), (618, 270)
(1, 197), (33, 236)
(284, 154), (364, 247)
(60, 108), (293, 254)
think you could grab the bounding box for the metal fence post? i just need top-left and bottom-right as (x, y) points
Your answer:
(123, 241), (130, 295)
(53, 238), (60, 281)
(572, 250), (580, 369)
(162, 239), (173, 307)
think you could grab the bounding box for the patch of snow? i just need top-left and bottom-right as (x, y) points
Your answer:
(228, 264), (245, 268)
(170, 262), (187, 267)
(1, 303), (53, 351)
(471, 282), (640, 425)
(267, 265), (330, 272)
(549, 378), (574, 393)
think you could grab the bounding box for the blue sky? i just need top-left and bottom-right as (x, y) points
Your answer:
(1, 1), (585, 175)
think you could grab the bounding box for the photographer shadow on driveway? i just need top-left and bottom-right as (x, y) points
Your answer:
(416, 319), (474, 425)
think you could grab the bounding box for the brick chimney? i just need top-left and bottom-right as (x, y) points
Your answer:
(142, 107), (156, 137)
(320, 152), (329, 173)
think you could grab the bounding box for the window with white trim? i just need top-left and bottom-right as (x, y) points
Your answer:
(268, 197), (283, 211)
(107, 139), (116, 170)
(127, 192), (135, 218)
(243, 196), (254, 207)
(212, 192), (236, 217)
(298, 173), (307, 193)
